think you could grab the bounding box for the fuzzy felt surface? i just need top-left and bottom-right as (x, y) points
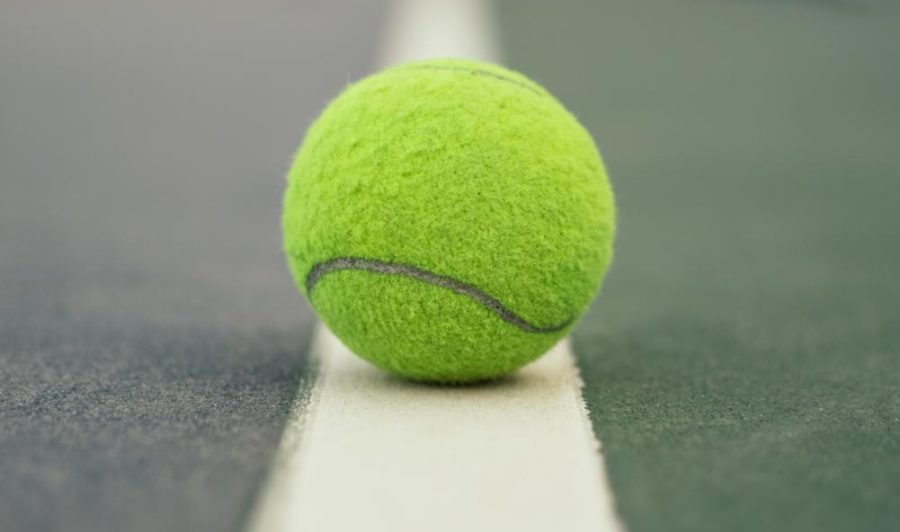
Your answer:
(283, 58), (615, 383)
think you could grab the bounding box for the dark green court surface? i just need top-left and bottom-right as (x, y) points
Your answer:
(500, 1), (900, 531)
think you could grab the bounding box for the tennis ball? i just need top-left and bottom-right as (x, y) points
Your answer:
(283, 58), (615, 383)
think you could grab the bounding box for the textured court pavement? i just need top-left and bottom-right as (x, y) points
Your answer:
(0, 3), (382, 531)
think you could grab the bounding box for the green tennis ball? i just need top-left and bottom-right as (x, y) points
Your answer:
(283, 58), (615, 383)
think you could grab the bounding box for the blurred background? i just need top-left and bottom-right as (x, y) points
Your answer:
(1, 1), (898, 532)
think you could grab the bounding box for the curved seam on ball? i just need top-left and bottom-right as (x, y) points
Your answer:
(395, 65), (544, 96)
(303, 256), (571, 334)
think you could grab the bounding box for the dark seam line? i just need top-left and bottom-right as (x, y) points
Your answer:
(397, 65), (544, 96)
(304, 256), (571, 334)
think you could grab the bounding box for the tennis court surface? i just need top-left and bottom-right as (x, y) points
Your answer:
(1, 1), (898, 531)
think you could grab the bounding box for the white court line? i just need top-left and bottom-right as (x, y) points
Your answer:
(246, 1), (623, 531)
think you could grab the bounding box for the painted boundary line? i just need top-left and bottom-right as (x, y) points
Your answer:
(246, 1), (623, 531)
